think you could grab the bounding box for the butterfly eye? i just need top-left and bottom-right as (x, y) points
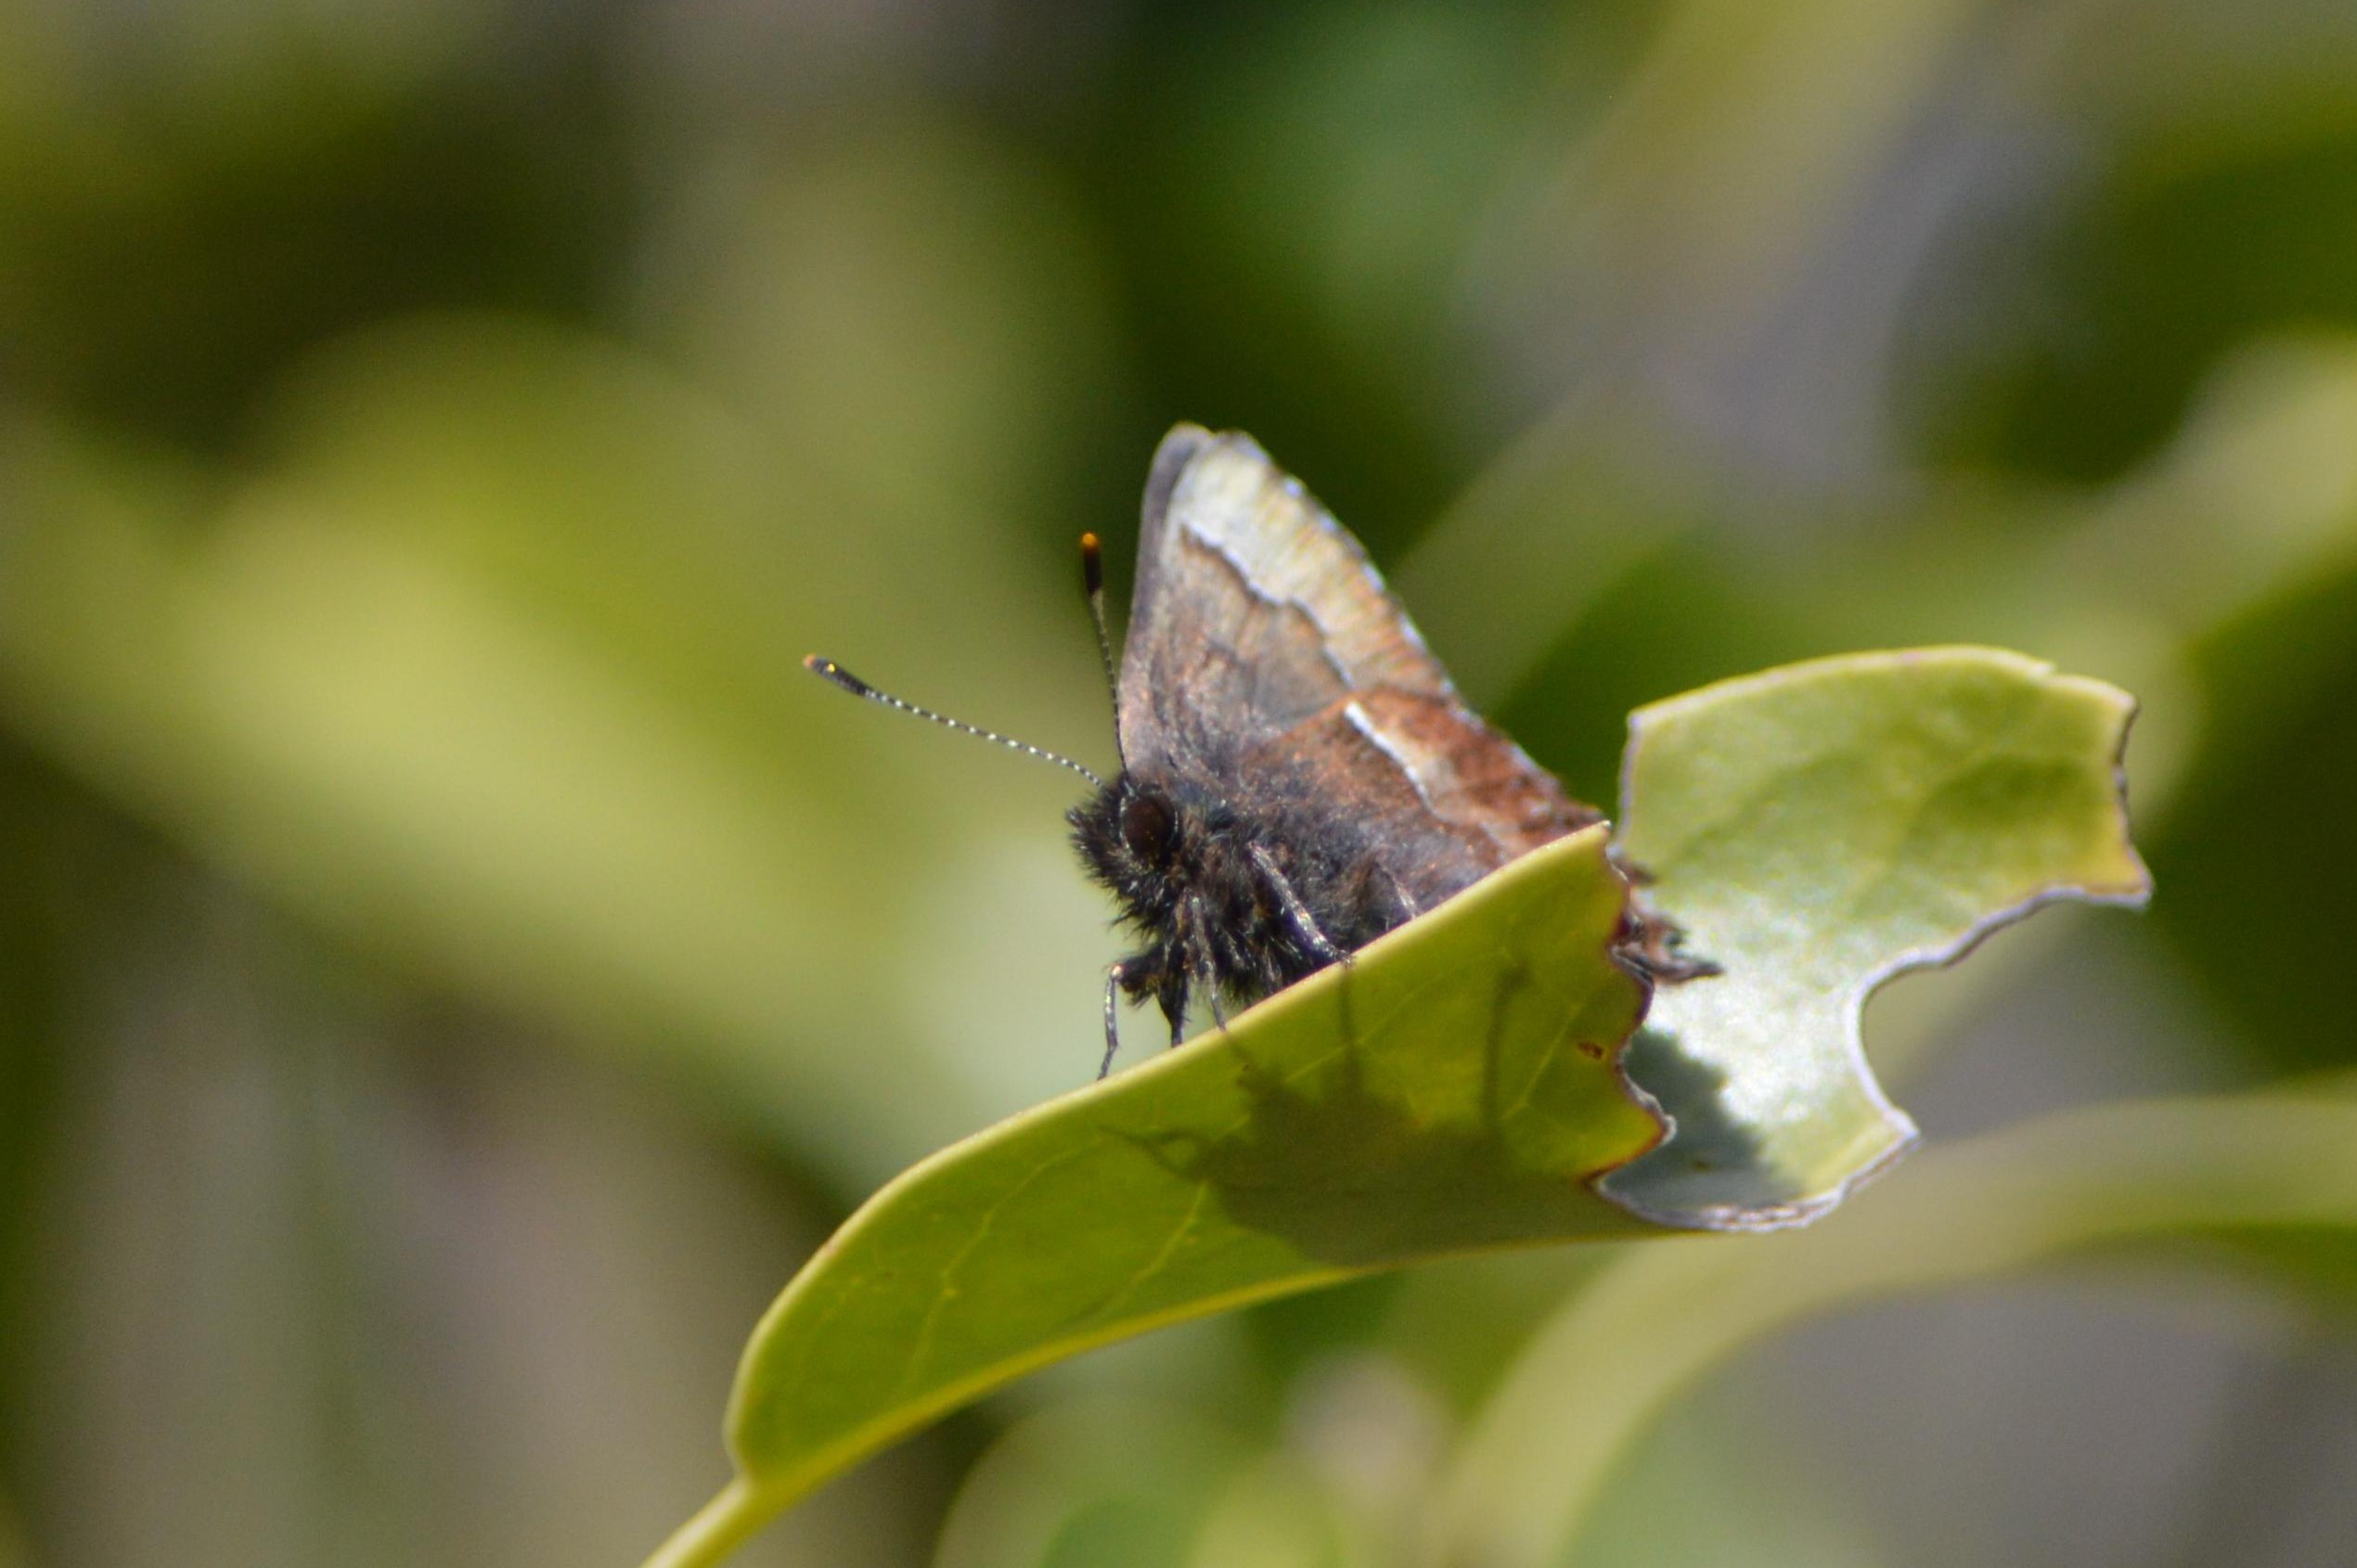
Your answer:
(1121, 793), (1174, 864)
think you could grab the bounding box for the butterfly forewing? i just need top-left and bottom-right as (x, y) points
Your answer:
(1120, 425), (1598, 910)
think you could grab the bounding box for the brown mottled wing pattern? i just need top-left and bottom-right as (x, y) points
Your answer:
(1120, 424), (1600, 908)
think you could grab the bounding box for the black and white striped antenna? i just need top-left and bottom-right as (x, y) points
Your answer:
(803, 656), (1104, 789)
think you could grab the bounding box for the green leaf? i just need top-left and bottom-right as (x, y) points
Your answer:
(642, 825), (1658, 1566)
(643, 646), (2147, 1565)
(1605, 647), (2152, 1227)
(1432, 1092), (2357, 1568)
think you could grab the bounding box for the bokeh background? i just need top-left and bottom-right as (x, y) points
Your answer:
(5, 1), (2357, 1564)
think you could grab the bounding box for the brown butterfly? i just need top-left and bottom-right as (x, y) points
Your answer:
(809, 424), (1705, 1075)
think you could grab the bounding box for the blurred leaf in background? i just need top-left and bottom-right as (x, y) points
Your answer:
(4, 1), (2357, 1566)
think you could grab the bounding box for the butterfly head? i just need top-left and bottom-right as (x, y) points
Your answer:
(1068, 770), (1194, 914)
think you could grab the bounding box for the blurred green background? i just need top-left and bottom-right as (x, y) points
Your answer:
(4, 1), (2357, 1565)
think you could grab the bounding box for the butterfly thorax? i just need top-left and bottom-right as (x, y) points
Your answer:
(1068, 768), (1408, 1038)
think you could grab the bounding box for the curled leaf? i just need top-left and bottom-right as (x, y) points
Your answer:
(1606, 647), (2151, 1227)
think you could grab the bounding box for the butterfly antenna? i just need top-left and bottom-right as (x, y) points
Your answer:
(1079, 533), (1126, 766)
(804, 656), (1103, 788)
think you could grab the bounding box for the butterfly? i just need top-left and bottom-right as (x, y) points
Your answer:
(808, 424), (1706, 1075)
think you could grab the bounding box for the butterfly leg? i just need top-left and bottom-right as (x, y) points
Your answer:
(1181, 893), (1232, 1034)
(1250, 844), (1348, 968)
(1158, 968), (1191, 1051)
(1099, 962), (1126, 1079)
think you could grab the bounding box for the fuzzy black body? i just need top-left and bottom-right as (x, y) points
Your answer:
(1069, 769), (1412, 1038)
(1075, 425), (1640, 1049)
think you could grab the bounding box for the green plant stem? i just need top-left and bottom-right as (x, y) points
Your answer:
(638, 1478), (775, 1568)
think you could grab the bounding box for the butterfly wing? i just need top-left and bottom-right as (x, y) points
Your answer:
(1120, 425), (1599, 908)
(1120, 426), (1450, 762)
